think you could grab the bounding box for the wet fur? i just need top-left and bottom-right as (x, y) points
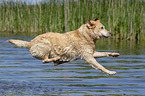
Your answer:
(8, 18), (120, 75)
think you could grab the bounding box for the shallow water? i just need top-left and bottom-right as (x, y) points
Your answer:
(0, 36), (145, 95)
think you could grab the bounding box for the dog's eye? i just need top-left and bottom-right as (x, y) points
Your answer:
(101, 26), (104, 30)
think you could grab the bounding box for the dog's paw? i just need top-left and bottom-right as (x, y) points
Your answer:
(107, 71), (117, 75)
(42, 60), (46, 64)
(106, 53), (120, 57)
(112, 53), (120, 57)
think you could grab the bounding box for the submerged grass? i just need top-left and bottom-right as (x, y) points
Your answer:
(0, 0), (145, 41)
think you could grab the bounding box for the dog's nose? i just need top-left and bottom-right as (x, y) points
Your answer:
(109, 32), (111, 35)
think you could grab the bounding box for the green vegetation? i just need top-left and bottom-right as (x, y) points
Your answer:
(0, 0), (144, 41)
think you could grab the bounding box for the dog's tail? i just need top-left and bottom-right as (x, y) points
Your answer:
(7, 39), (30, 48)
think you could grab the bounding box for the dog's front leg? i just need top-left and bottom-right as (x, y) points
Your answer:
(83, 56), (116, 75)
(93, 52), (120, 58)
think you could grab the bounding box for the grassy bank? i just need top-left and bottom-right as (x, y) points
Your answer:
(0, 0), (145, 41)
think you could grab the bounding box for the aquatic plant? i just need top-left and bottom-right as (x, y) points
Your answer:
(0, 0), (144, 41)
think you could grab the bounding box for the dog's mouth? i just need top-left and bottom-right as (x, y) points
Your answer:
(101, 33), (111, 38)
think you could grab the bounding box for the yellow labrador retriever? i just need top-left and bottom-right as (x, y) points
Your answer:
(7, 18), (119, 75)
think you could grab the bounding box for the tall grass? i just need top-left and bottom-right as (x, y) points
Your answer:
(0, 0), (144, 41)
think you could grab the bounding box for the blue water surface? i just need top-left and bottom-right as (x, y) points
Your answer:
(0, 36), (145, 95)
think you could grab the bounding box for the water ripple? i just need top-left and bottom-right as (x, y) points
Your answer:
(0, 37), (145, 95)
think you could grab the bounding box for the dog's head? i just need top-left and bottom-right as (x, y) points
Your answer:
(86, 18), (111, 39)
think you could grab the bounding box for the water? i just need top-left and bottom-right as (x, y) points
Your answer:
(0, 36), (145, 95)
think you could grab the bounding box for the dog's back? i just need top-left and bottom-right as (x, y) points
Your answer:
(8, 32), (80, 61)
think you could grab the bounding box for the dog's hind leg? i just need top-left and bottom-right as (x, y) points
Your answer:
(42, 56), (60, 64)
(30, 44), (60, 64)
(53, 58), (77, 66)
(53, 60), (68, 66)
(30, 44), (53, 63)
(93, 51), (120, 58)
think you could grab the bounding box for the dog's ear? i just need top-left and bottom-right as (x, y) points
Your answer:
(87, 18), (94, 29)
(87, 18), (92, 26)
(94, 18), (99, 21)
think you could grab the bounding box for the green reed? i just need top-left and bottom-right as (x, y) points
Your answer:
(0, 0), (144, 41)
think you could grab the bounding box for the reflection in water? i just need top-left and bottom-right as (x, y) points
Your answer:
(0, 36), (145, 95)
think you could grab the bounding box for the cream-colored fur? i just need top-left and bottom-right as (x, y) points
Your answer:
(7, 18), (120, 75)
